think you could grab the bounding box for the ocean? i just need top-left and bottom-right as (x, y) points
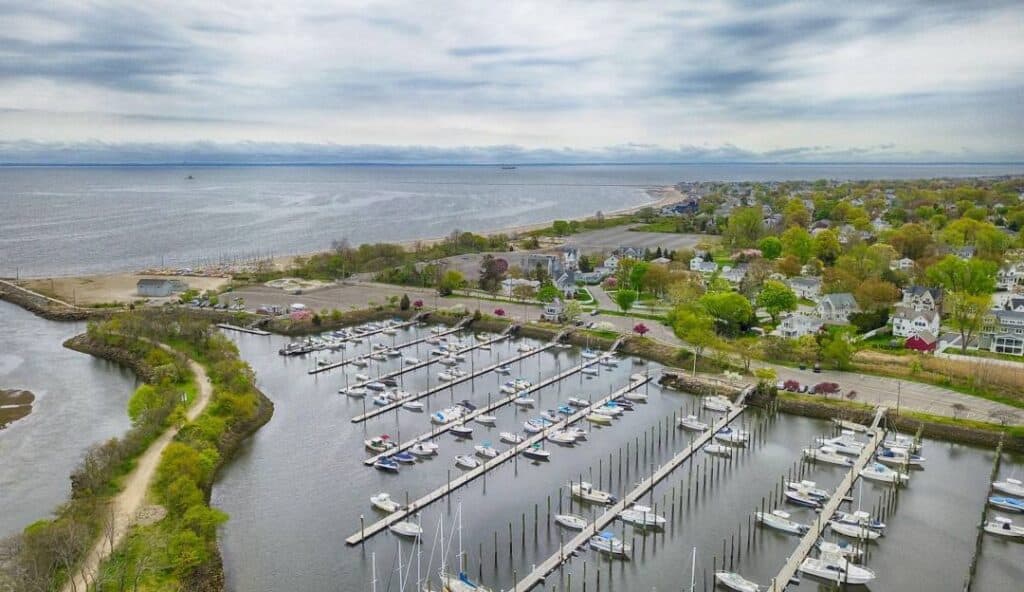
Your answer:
(1, 163), (1021, 277)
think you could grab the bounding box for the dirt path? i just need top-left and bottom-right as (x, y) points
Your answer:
(62, 356), (213, 592)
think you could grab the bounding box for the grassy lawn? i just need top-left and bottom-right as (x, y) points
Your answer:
(950, 347), (1024, 365)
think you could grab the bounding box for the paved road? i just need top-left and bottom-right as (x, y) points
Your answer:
(230, 280), (1022, 423)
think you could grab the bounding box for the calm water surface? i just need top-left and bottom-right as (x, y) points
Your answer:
(0, 301), (137, 537)
(214, 327), (1020, 591)
(3, 163), (1022, 277)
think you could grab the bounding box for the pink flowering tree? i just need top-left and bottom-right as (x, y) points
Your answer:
(413, 299), (424, 310)
(633, 322), (649, 337)
(494, 308), (506, 317)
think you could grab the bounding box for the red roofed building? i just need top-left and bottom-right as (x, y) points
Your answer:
(904, 331), (937, 352)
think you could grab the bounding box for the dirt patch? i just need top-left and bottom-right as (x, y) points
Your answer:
(0, 389), (34, 429)
(21, 273), (229, 307)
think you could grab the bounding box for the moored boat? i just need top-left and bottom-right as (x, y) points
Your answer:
(454, 455), (480, 470)
(618, 504), (666, 528)
(389, 520), (422, 538)
(989, 496), (1024, 513)
(859, 462), (909, 484)
(410, 441), (439, 457)
(589, 531), (630, 558)
(829, 520), (881, 540)
(500, 431), (523, 444)
(677, 414), (708, 431)
(802, 447), (854, 467)
(586, 413), (611, 425)
(365, 435), (395, 453)
(983, 516), (1024, 539)
(703, 443), (731, 457)
(571, 481), (616, 504)
(993, 478), (1024, 497)
(474, 442), (499, 458)
(370, 492), (401, 513)
(755, 510), (808, 535)
(374, 457), (400, 472)
(522, 443), (551, 461)
(554, 513), (588, 530)
(450, 424), (474, 438)
(799, 549), (875, 585)
(714, 571), (760, 592)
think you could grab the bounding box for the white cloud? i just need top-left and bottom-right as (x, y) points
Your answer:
(0, 0), (1021, 161)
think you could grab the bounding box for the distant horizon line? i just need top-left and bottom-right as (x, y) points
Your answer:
(1, 161), (1023, 167)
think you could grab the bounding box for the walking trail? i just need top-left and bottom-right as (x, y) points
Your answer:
(62, 354), (213, 592)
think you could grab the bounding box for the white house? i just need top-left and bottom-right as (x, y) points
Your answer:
(689, 256), (718, 274)
(901, 286), (943, 312)
(815, 293), (860, 323)
(540, 299), (565, 322)
(891, 307), (940, 338)
(979, 310), (1024, 356)
(997, 263), (1024, 291)
(721, 265), (747, 285)
(890, 258), (915, 272)
(787, 277), (822, 302)
(774, 313), (824, 338)
(602, 255), (620, 270)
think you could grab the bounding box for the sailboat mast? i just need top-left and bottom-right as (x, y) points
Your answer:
(416, 513), (422, 590)
(690, 546), (696, 592)
(398, 540), (405, 591)
(371, 552), (377, 592)
(457, 502), (464, 573)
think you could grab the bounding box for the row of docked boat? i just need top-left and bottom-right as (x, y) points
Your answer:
(986, 477), (1024, 539)
(715, 541), (876, 591)
(279, 320), (408, 356)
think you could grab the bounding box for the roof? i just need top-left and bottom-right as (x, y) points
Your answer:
(137, 278), (175, 286)
(893, 307), (939, 322)
(788, 276), (821, 288)
(903, 285), (942, 300)
(820, 293), (858, 309)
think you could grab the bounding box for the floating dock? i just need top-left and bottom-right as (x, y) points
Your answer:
(766, 406), (888, 592)
(308, 325), (462, 375)
(216, 323), (271, 336)
(345, 375), (653, 546)
(511, 387), (752, 591)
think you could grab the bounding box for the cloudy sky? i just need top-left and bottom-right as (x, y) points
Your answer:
(1, 0), (1022, 163)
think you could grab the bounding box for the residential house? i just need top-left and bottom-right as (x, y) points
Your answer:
(524, 254), (562, 280)
(721, 265), (748, 285)
(979, 309), (1024, 356)
(890, 258), (915, 272)
(901, 286), (943, 312)
(540, 299), (565, 323)
(815, 293), (860, 323)
(660, 199), (699, 216)
(871, 217), (891, 232)
(136, 278), (188, 297)
(787, 277), (822, 302)
(774, 313), (824, 338)
(954, 246), (976, 260)
(1003, 296), (1024, 312)
(997, 263), (1024, 291)
(554, 268), (578, 299)
(615, 246), (645, 260)
(905, 331), (938, 352)
(602, 255), (620, 270)
(689, 256), (718, 274)
(650, 256), (671, 266)
(891, 307), (940, 338)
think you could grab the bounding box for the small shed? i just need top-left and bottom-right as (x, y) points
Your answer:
(905, 331), (937, 352)
(136, 278), (187, 297)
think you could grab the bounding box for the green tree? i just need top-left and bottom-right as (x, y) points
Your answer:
(437, 270), (466, 296)
(925, 255), (997, 295)
(563, 300), (583, 322)
(615, 289), (638, 312)
(812, 229), (842, 266)
(946, 292), (991, 354)
(537, 282), (560, 303)
(699, 291), (753, 336)
(756, 280), (797, 323)
(758, 236), (783, 260)
(887, 223), (934, 260)
(478, 254), (506, 293)
(783, 199), (811, 228)
(671, 306), (718, 364)
(628, 261), (650, 293)
(723, 207), (764, 248)
(399, 293), (411, 311)
(820, 331), (855, 370)
(781, 226), (813, 264)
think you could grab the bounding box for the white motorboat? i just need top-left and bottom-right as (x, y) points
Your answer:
(829, 520), (881, 540)
(540, 409), (560, 423)
(369, 352), (387, 362)
(517, 343), (533, 352)
(554, 514), (588, 530)
(372, 393), (393, 406)
(586, 413), (611, 425)
(802, 447), (854, 467)
(593, 404), (622, 417)
(455, 455), (480, 470)
(572, 481), (616, 504)
(622, 390), (648, 402)
(883, 433), (921, 453)
(704, 443), (732, 457)
(993, 478), (1024, 497)
(714, 427), (750, 445)
(522, 444), (550, 461)
(984, 516), (1024, 539)
(876, 446), (926, 467)
(702, 396), (732, 413)
(567, 397), (589, 407)
(815, 431), (865, 456)
(799, 550), (875, 585)
(500, 381), (518, 394)
(404, 357), (420, 365)
(756, 510), (808, 535)
(410, 441), (438, 457)
(351, 358), (369, 367)
(365, 435), (395, 453)
(523, 419), (545, 433)
(581, 366), (600, 376)
(581, 349), (599, 359)
(366, 381), (387, 391)
(618, 504), (666, 528)
(494, 365), (512, 375)
(370, 492), (401, 513)
(677, 414), (709, 431)
(500, 432), (523, 444)
(513, 396), (536, 407)
(450, 424), (474, 438)
(818, 540), (863, 560)
(589, 531), (630, 558)
(859, 462), (909, 484)
(714, 571), (760, 592)
(831, 418), (868, 433)
(989, 496), (1024, 513)
(786, 480), (834, 501)
(547, 430), (578, 445)
(354, 372), (371, 382)
(402, 400), (425, 412)
(784, 489), (822, 509)
(431, 407), (465, 424)
(474, 443), (499, 458)
(343, 386), (367, 397)
(389, 520), (422, 539)
(566, 426), (588, 440)
(834, 510), (885, 531)
(475, 414), (497, 425)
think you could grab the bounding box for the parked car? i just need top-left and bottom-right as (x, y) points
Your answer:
(590, 309), (600, 316)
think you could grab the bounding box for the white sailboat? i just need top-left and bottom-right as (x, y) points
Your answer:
(714, 571), (760, 592)
(618, 504), (666, 528)
(554, 513), (588, 530)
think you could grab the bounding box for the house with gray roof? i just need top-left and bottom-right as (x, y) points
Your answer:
(815, 293), (860, 323)
(787, 277), (822, 302)
(980, 309), (1024, 356)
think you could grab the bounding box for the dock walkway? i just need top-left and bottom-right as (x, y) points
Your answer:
(767, 406), (888, 592)
(345, 375), (653, 546)
(216, 323), (271, 336)
(309, 325), (461, 375)
(351, 341), (556, 422)
(512, 389), (751, 591)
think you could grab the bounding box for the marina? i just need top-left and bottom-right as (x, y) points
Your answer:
(306, 322), (462, 375)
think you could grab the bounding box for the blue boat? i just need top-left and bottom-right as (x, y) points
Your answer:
(558, 405), (574, 415)
(374, 457), (400, 472)
(393, 451), (417, 464)
(990, 496), (1024, 513)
